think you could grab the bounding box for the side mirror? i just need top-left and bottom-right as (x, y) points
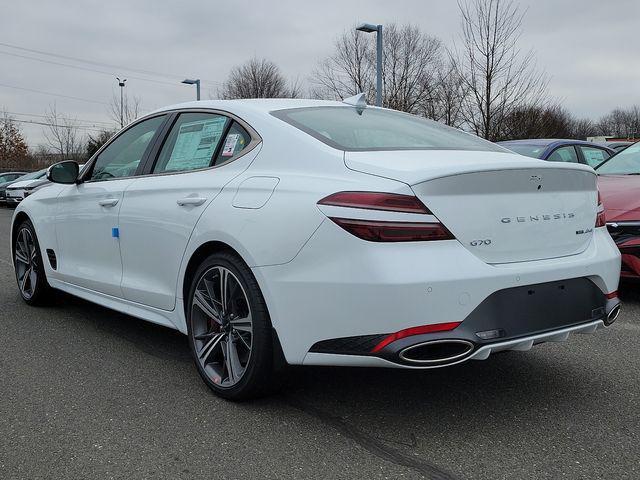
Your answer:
(47, 161), (79, 184)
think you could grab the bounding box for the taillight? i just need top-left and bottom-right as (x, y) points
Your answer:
(318, 191), (431, 214)
(330, 218), (453, 242)
(371, 322), (461, 353)
(318, 191), (454, 242)
(596, 190), (606, 227)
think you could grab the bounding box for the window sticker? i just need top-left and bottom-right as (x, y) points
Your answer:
(221, 134), (240, 157)
(583, 149), (605, 166)
(165, 117), (227, 171)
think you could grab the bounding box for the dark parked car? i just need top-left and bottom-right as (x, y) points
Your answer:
(498, 139), (615, 168)
(0, 171), (28, 204)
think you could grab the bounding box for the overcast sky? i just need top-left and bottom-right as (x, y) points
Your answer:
(1, 0), (639, 147)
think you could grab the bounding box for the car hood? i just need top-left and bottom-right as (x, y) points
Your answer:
(7, 179), (44, 189)
(597, 174), (640, 222)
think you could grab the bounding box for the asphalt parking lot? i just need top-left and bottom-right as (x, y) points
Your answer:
(0, 206), (638, 480)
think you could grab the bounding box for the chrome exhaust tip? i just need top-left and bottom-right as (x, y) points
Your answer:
(399, 339), (474, 365)
(605, 304), (621, 326)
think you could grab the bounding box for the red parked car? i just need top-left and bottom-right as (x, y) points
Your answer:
(596, 141), (640, 278)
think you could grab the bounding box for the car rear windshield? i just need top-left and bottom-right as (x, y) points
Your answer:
(271, 107), (505, 152)
(596, 142), (640, 174)
(500, 143), (546, 158)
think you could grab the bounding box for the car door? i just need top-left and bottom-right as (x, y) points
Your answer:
(577, 145), (611, 168)
(118, 111), (260, 310)
(55, 114), (167, 297)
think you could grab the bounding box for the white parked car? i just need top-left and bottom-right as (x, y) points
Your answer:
(11, 97), (621, 400)
(5, 169), (48, 205)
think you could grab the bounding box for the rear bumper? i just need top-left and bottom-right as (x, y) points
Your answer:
(303, 319), (608, 368)
(254, 222), (621, 365)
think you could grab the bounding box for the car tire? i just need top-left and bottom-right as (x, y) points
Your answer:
(186, 251), (281, 401)
(13, 220), (52, 305)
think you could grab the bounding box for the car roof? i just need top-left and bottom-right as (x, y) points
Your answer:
(498, 139), (603, 147)
(149, 98), (347, 117)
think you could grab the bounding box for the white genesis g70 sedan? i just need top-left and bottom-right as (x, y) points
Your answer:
(11, 97), (621, 399)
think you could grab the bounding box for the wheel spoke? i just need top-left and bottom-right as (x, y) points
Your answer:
(199, 332), (225, 363)
(29, 269), (37, 292)
(219, 267), (229, 315)
(235, 331), (251, 350)
(223, 338), (244, 383)
(15, 250), (29, 265)
(230, 314), (252, 334)
(203, 277), (223, 311)
(193, 290), (222, 324)
(21, 229), (29, 253)
(20, 266), (31, 293)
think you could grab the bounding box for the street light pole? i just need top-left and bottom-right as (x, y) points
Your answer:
(356, 23), (383, 107)
(182, 78), (201, 100)
(116, 77), (127, 128)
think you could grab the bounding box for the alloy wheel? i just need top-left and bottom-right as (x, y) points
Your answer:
(191, 266), (253, 388)
(14, 227), (38, 300)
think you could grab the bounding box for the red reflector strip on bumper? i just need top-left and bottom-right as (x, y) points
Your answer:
(371, 322), (462, 353)
(606, 291), (618, 299)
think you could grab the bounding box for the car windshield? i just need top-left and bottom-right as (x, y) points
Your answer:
(272, 106), (505, 152)
(500, 143), (547, 158)
(595, 142), (640, 174)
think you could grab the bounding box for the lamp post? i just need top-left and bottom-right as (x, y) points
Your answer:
(356, 23), (383, 107)
(182, 78), (201, 101)
(116, 77), (127, 128)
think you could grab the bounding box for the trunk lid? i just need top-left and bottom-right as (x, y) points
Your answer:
(345, 151), (598, 264)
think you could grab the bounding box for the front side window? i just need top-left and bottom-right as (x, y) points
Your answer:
(153, 113), (253, 174)
(89, 115), (165, 181)
(596, 142), (640, 174)
(272, 107), (505, 152)
(547, 146), (579, 163)
(578, 146), (610, 167)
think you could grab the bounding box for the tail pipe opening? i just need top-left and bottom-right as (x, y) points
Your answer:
(605, 304), (621, 326)
(399, 339), (474, 365)
(604, 291), (621, 326)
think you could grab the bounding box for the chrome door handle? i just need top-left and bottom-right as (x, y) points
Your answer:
(98, 198), (119, 207)
(177, 197), (207, 207)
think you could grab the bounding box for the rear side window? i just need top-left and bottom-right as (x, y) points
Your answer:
(215, 122), (251, 165)
(547, 146), (579, 163)
(578, 146), (610, 167)
(272, 107), (504, 152)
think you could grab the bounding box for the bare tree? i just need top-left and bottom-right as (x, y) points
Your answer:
(312, 24), (450, 118)
(43, 104), (85, 161)
(311, 29), (373, 101)
(219, 58), (299, 99)
(108, 91), (141, 127)
(597, 106), (640, 138)
(451, 0), (548, 140)
(425, 63), (468, 128)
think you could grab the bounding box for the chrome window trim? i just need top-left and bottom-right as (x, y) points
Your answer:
(79, 108), (262, 183)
